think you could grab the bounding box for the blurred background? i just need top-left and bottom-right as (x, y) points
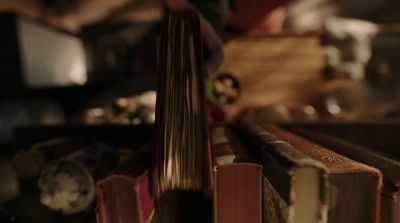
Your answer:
(0, 0), (400, 222)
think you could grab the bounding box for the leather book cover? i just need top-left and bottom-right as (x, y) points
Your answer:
(96, 150), (154, 223)
(152, 10), (212, 198)
(382, 181), (400, 223)
(290, 128), (400, 223)
(235, 120), (329, 223)
(211, 124), (262, 223)
(281, 122), (400, 158)
(265, 124), (383, 223)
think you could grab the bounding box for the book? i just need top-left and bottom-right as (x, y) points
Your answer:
(96, 150), (154, 223)
(289, 128), (400, 223)
(211, 124), (262, 223)
(280, 122), (400, 158)
(382, 181), (400, 223)
(264, 124), (383, 223)
(235, 120), (329, 223)
(152, 10), (212, 198)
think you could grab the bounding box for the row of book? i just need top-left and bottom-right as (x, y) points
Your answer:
(95, 120), (399, 223)
(91, 10), (399, 223)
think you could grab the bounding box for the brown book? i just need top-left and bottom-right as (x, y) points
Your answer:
(281, 122), (400, 158)
(211, 124), (262, 223)
(264, 124), (383, 223)
(96, 150), (154, 223)
(290, 128), (400, 223)
(152, 10), (212, 199)
(382, 181), (400, 223)
(235, 120), (329, 223)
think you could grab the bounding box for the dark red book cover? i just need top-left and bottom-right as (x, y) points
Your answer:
(211, 124), (262, 223)
(96, 151), (154, 223)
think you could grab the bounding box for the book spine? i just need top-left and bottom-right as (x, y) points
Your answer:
(291, 127), (400, 185)
(265, 124), (382, 223)
(235, 121), (329, 223)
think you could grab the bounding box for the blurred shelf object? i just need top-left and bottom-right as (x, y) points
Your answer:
(207, 72), (241, 105)
(219, 34), (326, 120)
(13, 125), (154, 149)
(38, 143), (117, 214)
(12, 138), (81, 179)
(0, 100), (65, 143)
(1, 13), (86, 94)
(6, 124), (153, 223)
(241, 104), (320, 123)
(0, 161), (19, 204)
(323, 17), (378, 81)
(323, 17), (400, 86)
(366, 25), (400, 86)
(79, 91), (156, 125)
(0, 13), (136, 98)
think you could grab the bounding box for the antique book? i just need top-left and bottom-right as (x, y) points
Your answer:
(235, 120), (329, 223)
(211, 124), (262, 223)
(290, 128), (400, 223)
(265, 124), (383, 223)
(96, 150), (154, 223)
(152, 10), (212, 198)
(382, 181), (400, 223)
(281, 122), (400, 158)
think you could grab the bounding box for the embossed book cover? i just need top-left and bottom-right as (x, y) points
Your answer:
(266, 125), (383, 223)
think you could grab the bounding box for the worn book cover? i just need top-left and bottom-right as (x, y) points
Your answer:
(265, 124), (383, 223)
(382, 181), (400, 223)
(96, 150), (154, 223)
(235, 120), (329, 223)
(281, 122), (400, 158)
(290, 128), (400, 223)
